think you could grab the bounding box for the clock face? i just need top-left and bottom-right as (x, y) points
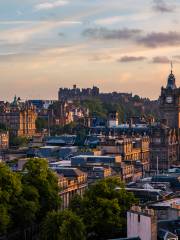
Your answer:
(166, 96), (173, 103)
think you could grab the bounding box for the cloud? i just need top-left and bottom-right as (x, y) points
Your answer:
(0, 21), (81, 45)
(118, 56), (147, 62)
(83, 27), (142, 40)
(173, 55), (180, 59)
(89, 54), (112, 62)
(34, 0), (69, 11)
(137, 31), (180, 48)
(152, 56), (170, 63)
(153, 0), (175, 13)
(95, 16), (124, 26)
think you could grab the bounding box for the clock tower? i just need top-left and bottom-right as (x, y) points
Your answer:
(150, 65), (180, 170)
(159, 66), (180, 130)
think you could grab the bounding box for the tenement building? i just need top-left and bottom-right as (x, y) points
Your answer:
(150, 67), (180, 170)
(0, 131), (9, 149)
(0, 97), (37, 137)
(56, 168), (88, 209)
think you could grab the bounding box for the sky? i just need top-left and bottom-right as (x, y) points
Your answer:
(0, 0), (180, 101)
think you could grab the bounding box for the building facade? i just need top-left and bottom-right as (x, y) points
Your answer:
(56, 168), (88, 209)
(48, 101), (89, 127)
(150, 123), (178, 170)
(150, 68), (180, 170)
(58, 85), (99, 101)
(0, 97), (37, 137)
(0, 131), (9, 149)
(127, 206), (157, 240)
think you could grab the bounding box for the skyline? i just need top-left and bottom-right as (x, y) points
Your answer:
(1, 0), (180, 100)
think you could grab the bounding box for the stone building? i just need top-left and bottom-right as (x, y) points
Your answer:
(56, 168), (88, 209)
(58, 85), (99, 101)
(100, 136), (150, 172)
(127, 206), (157, 240)
(0, 97), (37, 137)
(48, 101), (73, 126)
(108, 111), (119, 128)
(160, 69), (180, 130)
(0, 131), (9, 149)
(48, 101), (89, 127)
(150, 67), (180, 170)
(150, 123), (178, 171)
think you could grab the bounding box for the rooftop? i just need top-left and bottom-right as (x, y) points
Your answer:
(55, 167), (86, 177)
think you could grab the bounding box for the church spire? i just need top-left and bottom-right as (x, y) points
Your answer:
(166, 61), (176, 90)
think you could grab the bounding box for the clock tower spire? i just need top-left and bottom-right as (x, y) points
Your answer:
(166, 61), (177, 90)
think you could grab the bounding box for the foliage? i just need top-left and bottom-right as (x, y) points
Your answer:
(50, 121), (88, 146)
(0, 205), (10, 234)
(75, 125), (89, 146)
(70, 177), (137, 240)
(40, 210), (86, 240)
(0, 123), (8, 131)
(133, 95), (141, 102)
(12, 184), (40, 228)
(36, 117), (48, 131)
(50, 122), (77, 135)
(81, 98), (142, 123)
(0, 163), (22, 234)
(10, 136), (29, 147)
(22, 158), (61, 220)
(0, 162), (136, 239)
(0, 158), (61, 236)
(82, 98), (107, 118)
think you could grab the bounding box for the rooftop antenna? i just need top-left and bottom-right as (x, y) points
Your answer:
(171, 61), (173, 74)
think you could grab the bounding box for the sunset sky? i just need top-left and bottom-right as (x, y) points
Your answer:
(1, 0), (180, 101)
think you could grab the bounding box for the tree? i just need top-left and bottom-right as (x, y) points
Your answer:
(22, 158), (61, 220)
(40, 210), (62, 240)
(12, 184), (40, 229)
(10, 136), (29, 147)
(133, 95), (141, 102)
(0, 163), (22, 235)
(60, 210), (86, 240)
(0, 123), (8, 131)
(36, 117), (48, 132)
(0, 205), (10, 235)
(70, 177), (137, 240)
(40, 210), (86, 240)
(82, 99), (107, 118)
(0, 159), (62, 236)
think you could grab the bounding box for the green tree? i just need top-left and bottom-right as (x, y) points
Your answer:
(12, 184), (40, 229)
(0, 205), (10, 234)
(0, 123), (8, 131)
(10, 136), (29, 147)
(70, 177), (137, 240)
(40, 210), (86, 240)
(82, 99), (107, 118)
(22, 158), (61, 220)
(0, 163), (22, 235)
(40, 210), (62, 240)
(36, 117), (48, 132)
(133, 94), (141, 102)
(60, 210), (86, 240)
